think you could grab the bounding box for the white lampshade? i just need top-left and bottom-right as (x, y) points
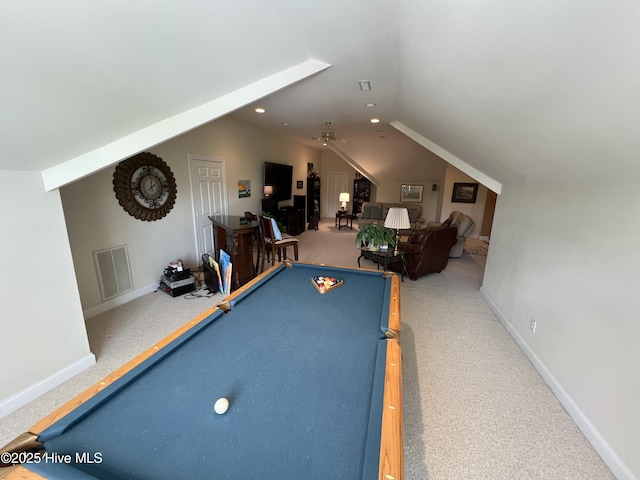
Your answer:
(264, 185), (273, 197)
(339, 192), (350, 210)
(384, 207), (410, 230)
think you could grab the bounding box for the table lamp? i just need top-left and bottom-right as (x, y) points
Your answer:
(384, 207), (410, 254)
(264, 185), (273, 198)
(339, 192), (350, 211)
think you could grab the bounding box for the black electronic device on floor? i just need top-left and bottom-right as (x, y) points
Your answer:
(159, 274), (196, 297)
(163, 266), (191, 281)
(159, 261), (196, 296)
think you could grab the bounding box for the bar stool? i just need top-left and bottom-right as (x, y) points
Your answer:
(259, 215), (299, 271)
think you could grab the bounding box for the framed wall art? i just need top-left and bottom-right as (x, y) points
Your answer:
(451, 182), (478, 203)
(238, 180), (251, 198)
(400, 184), (423, 203)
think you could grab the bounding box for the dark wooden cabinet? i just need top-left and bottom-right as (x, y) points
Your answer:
(209, 215), (260, 291)
(261, 198), (278, 216)
(353, 178), (371, 214)
(279, 206), (305, 235)
(293, 195), (306, 220)
(306, 178), (321, 220)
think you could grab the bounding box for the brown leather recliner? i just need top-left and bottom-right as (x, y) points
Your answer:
(388, 226), (457, 280)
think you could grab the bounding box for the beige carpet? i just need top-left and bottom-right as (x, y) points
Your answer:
(0, 218), (614, 479)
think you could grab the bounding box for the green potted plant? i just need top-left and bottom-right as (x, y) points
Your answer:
(355, 223), (395, 251)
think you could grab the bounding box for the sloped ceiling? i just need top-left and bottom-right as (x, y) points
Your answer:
(1, 1), (638, 188)
(396, 0), (640, 185)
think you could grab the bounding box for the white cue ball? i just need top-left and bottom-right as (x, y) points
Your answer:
(214, 397), (229, 414)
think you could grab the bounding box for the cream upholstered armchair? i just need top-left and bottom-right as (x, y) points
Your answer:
(427, 211), (475, 257)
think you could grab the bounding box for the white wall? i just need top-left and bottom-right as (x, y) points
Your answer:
(61, 115), (320, 314)
(436, 164), (490, 237)
(0, 171), (94, 416)
(61, 164), (195, 312)
(316, 131), (449, 222)
(481, 182), (640, 479)
(350, 158), (446, 223)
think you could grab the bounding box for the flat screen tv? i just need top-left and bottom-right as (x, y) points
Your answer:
(264, 161), (293, 201)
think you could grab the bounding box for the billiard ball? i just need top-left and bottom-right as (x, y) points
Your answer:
(214, 397), (229, 414)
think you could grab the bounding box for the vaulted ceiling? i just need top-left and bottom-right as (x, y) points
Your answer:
(1, 1), (638, 189)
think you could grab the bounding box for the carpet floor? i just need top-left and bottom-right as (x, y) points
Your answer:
(0, 218), (614, 479)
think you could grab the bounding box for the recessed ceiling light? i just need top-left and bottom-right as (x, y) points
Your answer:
(370, 118), (380, 124)
(365, 103), (376, 108)
(358, 81), (371, 91)
(281, 122), (289, 126)
(255, 107), (266, 113)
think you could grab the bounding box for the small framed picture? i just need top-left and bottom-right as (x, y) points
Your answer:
(297, 180), (303, 189)
(400, 184), (423, 203)
(451, 182), (478, 203)
(238, 180), (251, 198)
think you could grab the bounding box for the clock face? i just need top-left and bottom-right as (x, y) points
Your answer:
(132, 168), (168, 206)
(113, 152), (177, 221)
(139, 174), (163, 200)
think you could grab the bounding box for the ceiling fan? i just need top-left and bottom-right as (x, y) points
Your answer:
(319, 122), (336, 146)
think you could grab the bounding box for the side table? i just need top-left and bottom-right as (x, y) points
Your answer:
(357, 248), (408, 281)
(335, 211), (355, 230)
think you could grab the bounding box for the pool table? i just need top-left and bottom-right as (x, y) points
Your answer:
(1, 261), (403, 480)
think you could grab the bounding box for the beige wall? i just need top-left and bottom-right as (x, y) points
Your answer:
(61, 115), (321, 314)
(436, 164), (491, 238)
(0, 171), (93, 414)
(362, 162), (489, 229)
(482, 182), (640, 477)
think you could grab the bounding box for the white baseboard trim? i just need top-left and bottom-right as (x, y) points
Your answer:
(0, 353), (96, 420)
(84, 282), (159, 319)
(480, 287), (636, 480)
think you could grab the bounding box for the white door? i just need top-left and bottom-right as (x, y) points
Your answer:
(327, 171), (348, 215)
(190, 154), (228, 259)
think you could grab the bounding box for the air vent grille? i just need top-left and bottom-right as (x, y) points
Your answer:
(94, 245), (133, 301)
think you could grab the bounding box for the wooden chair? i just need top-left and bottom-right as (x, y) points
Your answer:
(244, 211), (258, 221)
(260, 216), (299, 271)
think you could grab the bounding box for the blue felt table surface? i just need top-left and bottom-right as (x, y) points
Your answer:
(30, 263), (391, 480)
